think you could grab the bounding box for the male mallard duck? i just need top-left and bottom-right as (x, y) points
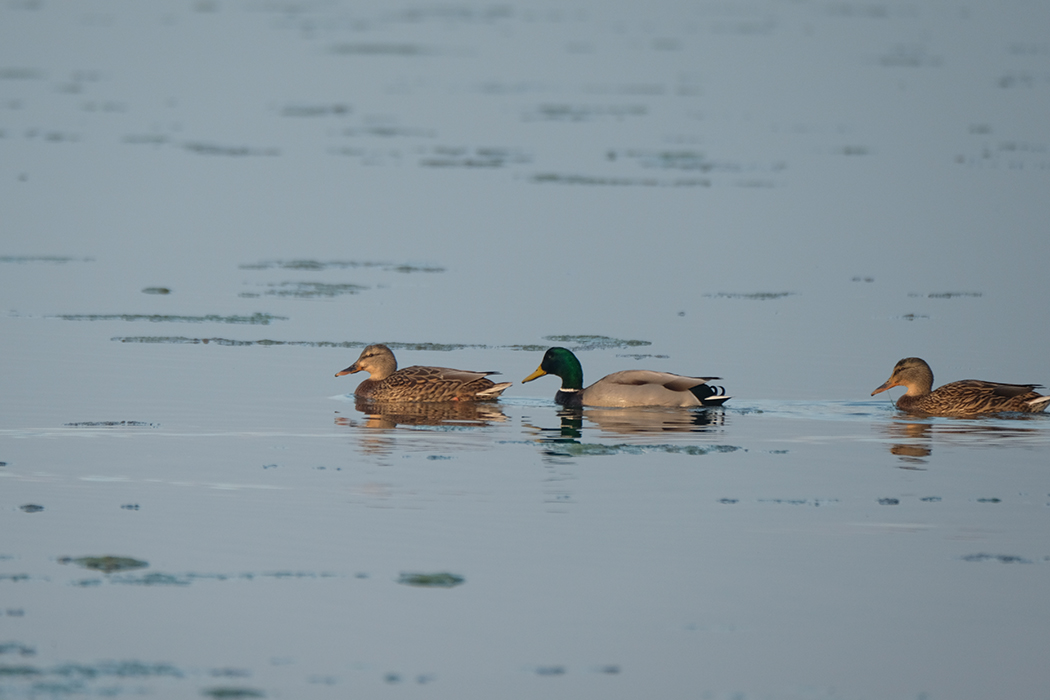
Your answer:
(522, 346), (729, 408)
(871, 357), (1050, 416)
(336, 344), (511, 402)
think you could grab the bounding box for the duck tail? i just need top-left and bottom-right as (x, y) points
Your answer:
(477, 382), (513, 399)
(691, 383), (731, 406)
(1025, 395), (1050, 411)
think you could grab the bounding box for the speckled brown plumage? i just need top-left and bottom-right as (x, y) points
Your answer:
(871, 357), (1050, 416)
(336, 344), (511, 402)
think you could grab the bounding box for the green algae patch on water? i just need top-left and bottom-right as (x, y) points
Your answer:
(103, 570), (340, 586)
(201, 687), (265, 698)
(279, 102), (350, 118)
(397, 572), (464, 588)
(542, 335), (651, 350)
(605, 147), (757, 176)
(53, 312), (287, 325)
(418, 145), (532, 168)
(0, 574), (31, 582)
(910, 291), (983, 299)
(384, 341), (487, 351)
(329, 42), (432, 56)
(546, 443), (741, 458)
(52, 660), (183, 678)
(112, 572), (191, 586)
(0, 255), (94, 264)
(529, 172), (711, 187)
(112, 337), (370, 347)
(58, 556), (148, 574)
(182, 142), (280, 157)
(702, 292), (796, 300)
(110, 337), (553, 351)
(247, 281), (368, 298)
(64, 421), (158, 428)
(240, 259), (444, 273)
(0, 660), (183, 695)
(0, 642), (35, 657)
(961, 553), (1032, 564)
(524, 103), (648, 122)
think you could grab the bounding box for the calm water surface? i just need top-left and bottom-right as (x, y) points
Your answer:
(2, 1), (1049, 698)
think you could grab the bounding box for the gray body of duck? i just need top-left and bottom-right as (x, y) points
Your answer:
(522, 346), (729, 408)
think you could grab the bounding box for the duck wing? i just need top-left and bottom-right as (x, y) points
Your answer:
(920, 379), (1048, 415)
(987, 381), (1042, 397)
(399, 365), (501, 383)
(948, 379), (1041, 397)
(380, 365), (507, 401)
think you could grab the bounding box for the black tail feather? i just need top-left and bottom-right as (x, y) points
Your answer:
(690, 384), (731, 406)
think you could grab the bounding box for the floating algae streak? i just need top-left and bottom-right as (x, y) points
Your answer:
(544, 444), (742, 457)
(182, 141), (280, 157)
(0, 661), (185, 696)
(64, 421), (158, 428)
(240, 259), (445, 273)
(529, 172), (711, 187)
(111, 337), (550, 351)
(58, 556), (149, 573)
(542, 334), (651, 350)
(244, 281), (368, 298)
(201, 687), (265, 699)
(108, 570), (339, 586)
(703, 292), (795, 300)
(54, 312), (287, 324)
(397, 572), (465, 588)
(0, 255), (94, 263)
(908, 291), (983, 299)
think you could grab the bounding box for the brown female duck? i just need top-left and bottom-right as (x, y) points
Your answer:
(336, 344), (511, 402)
(871, 357), (1050, 416)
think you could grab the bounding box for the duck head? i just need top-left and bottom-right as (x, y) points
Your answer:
(522, 347), (584, 390)
(871, 357), (934, 397)
(336, 344), (398, 380)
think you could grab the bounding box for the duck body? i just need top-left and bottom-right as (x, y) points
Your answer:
(336, 344), (511, 402)
(523, 346), (729, 408)
(871, 357), (1050, 416)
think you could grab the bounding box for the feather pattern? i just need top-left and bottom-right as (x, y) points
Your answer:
(522, 347), (729, 408)
(871, 357), (1050, 416)
(336, 344), (511, 402)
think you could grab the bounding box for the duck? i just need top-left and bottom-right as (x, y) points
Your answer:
(336, 344), (512, 402)
(871, 357), (1050, 416)
(522, 346), (729, 408)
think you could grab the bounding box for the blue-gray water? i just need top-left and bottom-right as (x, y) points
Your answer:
(2, 1), (1049, 698)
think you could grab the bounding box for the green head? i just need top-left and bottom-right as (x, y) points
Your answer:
(522, 347), (584, 390)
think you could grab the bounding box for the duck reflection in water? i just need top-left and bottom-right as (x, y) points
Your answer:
(882, 420), (934, 467)
(336, 397), (508, 430)
(879, 415), (1044, 467)
(582, 406), (725, 434)
(525, 406), (726, 453)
